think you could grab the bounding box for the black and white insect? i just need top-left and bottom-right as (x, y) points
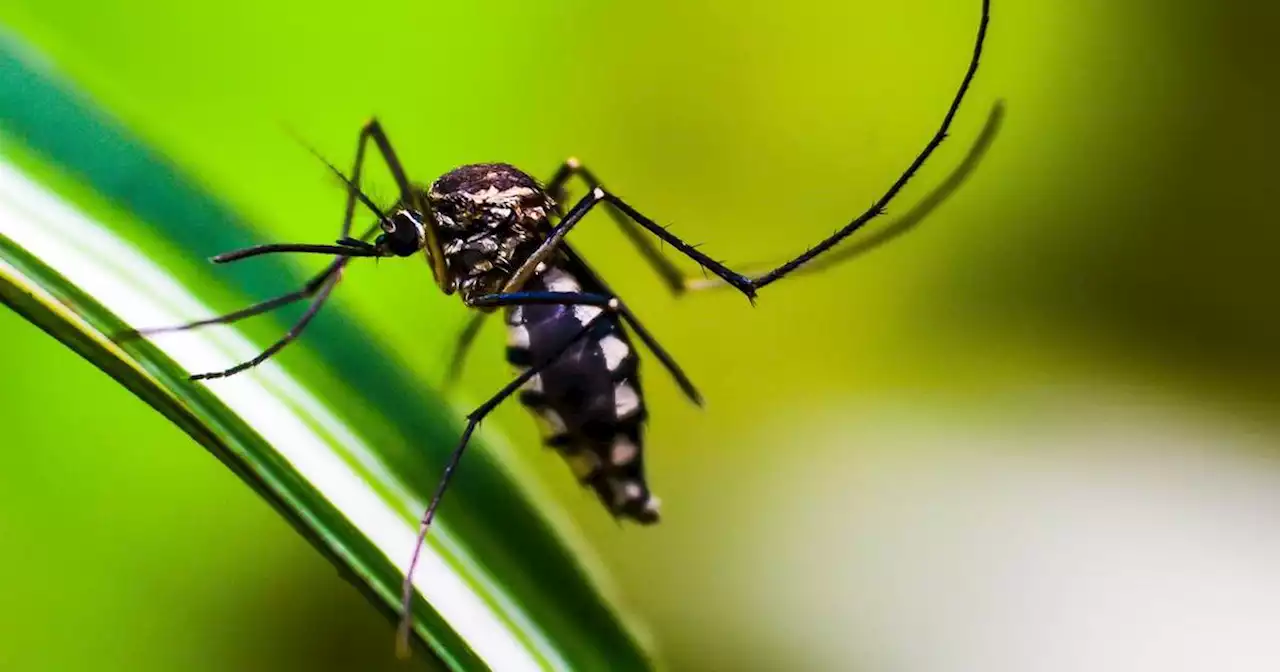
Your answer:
(125, 0), (990, 653)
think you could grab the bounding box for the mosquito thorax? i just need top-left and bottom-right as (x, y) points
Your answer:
(426, 163), (556, 300)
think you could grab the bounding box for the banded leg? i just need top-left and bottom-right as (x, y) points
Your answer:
(397, 300), (612, 657)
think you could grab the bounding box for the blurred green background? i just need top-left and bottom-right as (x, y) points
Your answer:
(2, 1), (1278, 670)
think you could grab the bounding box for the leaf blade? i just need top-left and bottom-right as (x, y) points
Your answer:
(0, 30), (655, 672)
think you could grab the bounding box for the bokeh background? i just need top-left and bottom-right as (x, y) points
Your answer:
(1, 1), (1278, 670)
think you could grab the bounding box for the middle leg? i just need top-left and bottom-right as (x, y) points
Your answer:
(397, 294), (616, 656)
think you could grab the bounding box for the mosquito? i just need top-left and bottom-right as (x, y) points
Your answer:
(124, 0), (991, 654)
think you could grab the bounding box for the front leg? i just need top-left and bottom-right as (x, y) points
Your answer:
(500, 189), (757, 301)
(544, 158), (695, 296)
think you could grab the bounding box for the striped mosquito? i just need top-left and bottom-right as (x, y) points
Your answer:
(124, 0), (992, 654)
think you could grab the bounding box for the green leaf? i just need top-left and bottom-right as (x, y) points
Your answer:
(0, 31), (654, 671)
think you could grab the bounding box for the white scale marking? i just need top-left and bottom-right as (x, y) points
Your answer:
(574, 305), (603, 325)
(614, 382), (641, 418)
(611, 436), (638, 465)
(599, 335), (629, 371)
(507, 325), (530, 348)
(610, 480), (644, 507)
(522, 373), (543, 393)
(644, 495), (661, 514)
(543, 267), (580, 293)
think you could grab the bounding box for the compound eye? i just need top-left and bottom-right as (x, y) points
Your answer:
(390, 235), (419, 257)
(379, 211), (423, 254)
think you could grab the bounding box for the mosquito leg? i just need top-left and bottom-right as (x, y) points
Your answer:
(397, 304), (610, 657)
(121, 115), (396, 344)
(558, 243), (702, 404)
(613, 301), (701, 405)
(467, 290), (614, 309)
(129, 117), (413, 369)
(682, 99), (1006, 292)
(118, 260), (345, 340)
(442, 163), (650, 381)
(444, 238), (705, 395)
(209, 242), (382, 264)
(748, 0), (990, 290)
(469, 291), (701, 404)
(544, 159), (691, 296)
(336, 119), (449, 283)
(499, 190), (756, 299)
(188, 272), (342, 381)
(535, 0), (990, 298)
(287, 117), (415, 239)
(442, 312), (488, 389)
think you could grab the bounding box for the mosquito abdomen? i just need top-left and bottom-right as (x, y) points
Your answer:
(504, 263), (660, 523)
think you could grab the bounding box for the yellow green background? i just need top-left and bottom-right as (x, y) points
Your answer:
(1, 1), (1277, 670)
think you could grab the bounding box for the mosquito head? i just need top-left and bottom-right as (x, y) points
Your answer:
(375, 208), (428, 257)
